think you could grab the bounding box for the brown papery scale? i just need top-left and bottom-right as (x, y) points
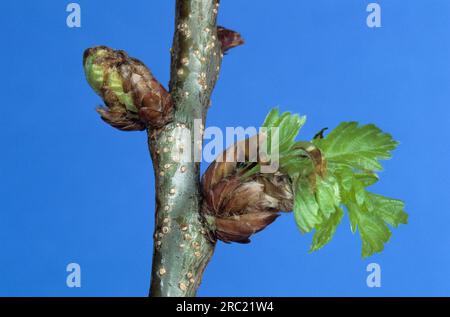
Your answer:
(119, 57), (174, 129)
(201, 135), (294, 243)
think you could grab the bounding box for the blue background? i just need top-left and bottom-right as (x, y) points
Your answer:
(1, 0), (449, 296)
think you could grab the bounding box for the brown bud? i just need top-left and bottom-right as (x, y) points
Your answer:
(201, 136), (294, 244)
(83, 46), (173, 131)
(121, 58), (173, 128)
(217, 26), (244, 54)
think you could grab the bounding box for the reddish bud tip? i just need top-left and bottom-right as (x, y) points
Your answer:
(217, 26), (244, 54)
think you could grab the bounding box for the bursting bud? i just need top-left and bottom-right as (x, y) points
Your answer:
(83, 46), (173, 131)
(202, 136), (294, 243)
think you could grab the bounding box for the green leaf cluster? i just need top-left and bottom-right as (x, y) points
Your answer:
(312, 122), (408, 257)
(261, 109), (408, 257)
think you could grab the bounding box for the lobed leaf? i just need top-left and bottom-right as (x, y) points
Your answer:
(310, 207), (344, 252)
(248, 109), (407, 257)
(314, 122), (399, 171)
(294, 179), (322, 233)
(368, 193), (408, 228)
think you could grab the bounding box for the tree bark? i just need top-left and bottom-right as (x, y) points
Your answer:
(148, 0), (223, 297)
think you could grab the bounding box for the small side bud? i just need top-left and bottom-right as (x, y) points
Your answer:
(217, 26), (244, 54)
(83, 46), (173, 131)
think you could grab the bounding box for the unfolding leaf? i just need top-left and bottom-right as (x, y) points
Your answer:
(314, 122), (398, 171)
(339, 175), (405, 257)
(356, 207), (392, 258)
(316, 175), (341, 219)
(355, 172), (379, 187)
(294, 179), (322, 233)
(262, 108), (280, 128)
(262, 108), (306, 157)
(368, 193), (408, 228)
(310, 207), (344, 252)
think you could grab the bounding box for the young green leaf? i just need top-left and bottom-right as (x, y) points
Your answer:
(262, 108), (280, 128)
(276, 113), (306, 154)
(314, 122), (399, 171)
(338, 174), (406, 257)
(315, 175), (341, 219)
(354, 172), (379, 187)
(351, 202), (392, 258)
(294, 179), (322, 233)
(262, 108), (306, 158)
(310, 207), (344, 252)
(367, 193), (408, 228)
